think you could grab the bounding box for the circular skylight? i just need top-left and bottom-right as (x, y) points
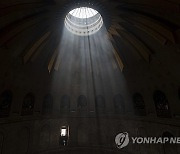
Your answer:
(65, 7), (103, 36)
(69, 7), (98, 19)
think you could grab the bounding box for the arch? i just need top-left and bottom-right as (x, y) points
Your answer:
(137, 127), (150, 154)
(77, 124), (89, 146)
(0, 90), (12, 118)
(0, 132), (4, 154)
(21, 93), (35, 116)
(162, 131), (178, 154)
(42, 94), (53, 115)
(17, 127), (30, 153)
(113, 94), (125, 114)
(133, 93), (146, 116)
(60, 95), (70, 112)
(77, 95), (87, 109)
(153, 90), (171, 118)
(95, 95), (105, 113)
(39, 125), (50, 149)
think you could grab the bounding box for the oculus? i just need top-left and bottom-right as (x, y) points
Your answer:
(65, 7), (103, 36)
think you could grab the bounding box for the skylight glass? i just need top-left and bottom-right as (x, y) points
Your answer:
(69, 7), (98, 19)
(65, 7), (103, 36)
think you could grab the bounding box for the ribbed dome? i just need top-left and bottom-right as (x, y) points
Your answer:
(0, 0), (180, 154)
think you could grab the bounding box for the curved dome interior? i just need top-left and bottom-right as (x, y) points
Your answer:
(0, 0), (180, 154)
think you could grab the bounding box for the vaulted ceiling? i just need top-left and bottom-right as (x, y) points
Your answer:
(0, 0), (180, 81)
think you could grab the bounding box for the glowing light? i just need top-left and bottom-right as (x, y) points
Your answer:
(64, 7), (103, 36)
(61, 128), (67, 136)
(69, 7), (98, 19)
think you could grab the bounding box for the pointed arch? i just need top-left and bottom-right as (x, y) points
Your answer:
(60, 95), (70, 112)
(42, 94), (53, 115)
(113, 94), (125, 114)
(153, 90), (171, 118)
(95, 95), (105, 113)
(21, 93), (35, 116)
(0, 90), (12, 118)
(77, 95), (87, 109)
(133, 93), (146, 116)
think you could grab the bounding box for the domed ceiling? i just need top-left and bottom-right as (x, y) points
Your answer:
(0, 0), (180, 80)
